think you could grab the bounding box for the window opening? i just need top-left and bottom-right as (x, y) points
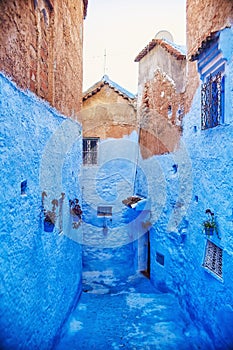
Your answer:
(21, 180), (27, 195)
(203, 240), (223, 279)
(172, 164), (178, 174)
(83, 138), (99, 165)
(97, 206), (112, 217)
(201, 71), (224, 129)
(168, 105), (172, 119)
(156, 252), (164, 266)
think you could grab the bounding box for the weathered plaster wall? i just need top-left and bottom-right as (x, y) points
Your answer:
(81, 148), (151, 283)
(81, 132), (146, 282)
(136, 45), (186, 157)
(82, 86), (137, 139)
(137, 45), (186, 108)
(81, 85), (139, 282)
(0, 0), (85, 119)
(185, 0), (233, 116)
(187, 0), (233, 59)
(82, 243), (137, 291)
(139, 69), (185, 157)
(135, 27), (233, 349)
(0, 74), (83, 349)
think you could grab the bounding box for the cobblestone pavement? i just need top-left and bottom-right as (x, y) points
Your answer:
(55, 273), (213, 350)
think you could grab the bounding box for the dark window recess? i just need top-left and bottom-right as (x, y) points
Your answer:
(201, 71), (224, 130)
(97, 206), (112, 217)
(33, 0), (38, 9)
(21, 180), (27, 195)
(156, 252), (165, 266)
(83, 138), (99, 165)
(203, 240), (223, 279)
(44, 0), (54, 11)
(168, 105), (172, 119)
(172, 164), (178, 174)
(42, 8), (48, 25)
(33, 0), (54, 12)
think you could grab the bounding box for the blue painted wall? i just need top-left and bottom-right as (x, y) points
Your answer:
(0, 74), (83, 349)
(82, 135), (141, 282)
(136, 27), (233, 349)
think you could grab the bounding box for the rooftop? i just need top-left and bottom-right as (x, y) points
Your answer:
(83, 75), (136, 102)
(135, 38), (186, 62)
(189, 31), (220, 61)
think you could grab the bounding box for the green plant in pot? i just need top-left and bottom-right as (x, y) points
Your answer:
(202, 209), (219, 237)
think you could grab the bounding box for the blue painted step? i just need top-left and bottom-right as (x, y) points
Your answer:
(55, 274), (213, 350)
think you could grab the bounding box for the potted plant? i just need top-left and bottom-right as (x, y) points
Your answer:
(69, 199), (82, 227)
(202, 209), (218, 237)
(44, 199), (58, 232)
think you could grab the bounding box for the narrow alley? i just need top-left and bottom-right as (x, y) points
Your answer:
(1, 1), (233, 349)
(55, 273), (213, 350)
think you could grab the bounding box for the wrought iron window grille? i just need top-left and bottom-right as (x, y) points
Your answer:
(83, 138), (99, 165)
(201, 71), (224, 130)
(203, 240), (223, 280)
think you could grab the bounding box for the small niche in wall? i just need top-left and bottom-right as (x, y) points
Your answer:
(33, 0), (38, 9)
(41, 8), (48, 25)
(168, 105), (172, 119)
(21, 180), (27, 196)
(97, 206), (112, 217)
(172, 164), (178, 174)
(156, 252), (165, 266)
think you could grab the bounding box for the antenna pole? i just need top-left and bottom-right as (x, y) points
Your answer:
(104, 48), (107, 75)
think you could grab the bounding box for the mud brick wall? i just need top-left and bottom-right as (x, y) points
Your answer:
(0, 0), (86, 120)
(185, 0), (233, 117)
(136, 43), (186, 158)
(139, 69), (185, 158)
(187, 0), (233, 58)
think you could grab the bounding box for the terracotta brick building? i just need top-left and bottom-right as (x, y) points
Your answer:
(0, 0), (88, 119)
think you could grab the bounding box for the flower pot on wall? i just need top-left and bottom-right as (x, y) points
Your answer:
(205, 227), (214, 236)
(44, 220), (55, 232)
(72, 215), (80, 222)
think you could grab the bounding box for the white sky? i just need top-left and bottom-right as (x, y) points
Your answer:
(83, 0), (186, 94)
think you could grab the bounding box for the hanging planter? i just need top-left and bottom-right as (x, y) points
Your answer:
(43, 197), (58, 233)
(44, 218), (55, 232)
(69, 199), (82, 229)
(204, 226), (214, 236)
(202, 209), (219, 238)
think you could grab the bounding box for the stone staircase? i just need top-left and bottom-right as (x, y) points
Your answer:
(55, 273), (213, 350)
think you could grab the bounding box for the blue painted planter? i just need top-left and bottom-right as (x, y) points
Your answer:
(44, 220), (55, 232)
(205, 227), (214, 236)
(72, 215), (81, 222)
